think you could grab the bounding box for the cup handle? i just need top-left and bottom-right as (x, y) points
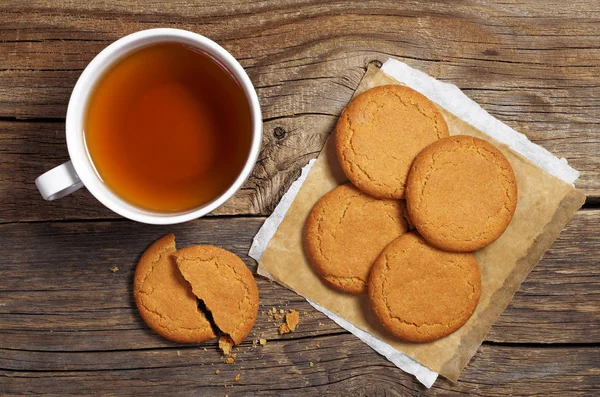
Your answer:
(35, 160), (84, 200)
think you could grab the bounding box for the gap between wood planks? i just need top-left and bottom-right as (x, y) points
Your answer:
(1, 337), (599, 356)
(0, 116), (64, 123)
(1, 204), (598, 226)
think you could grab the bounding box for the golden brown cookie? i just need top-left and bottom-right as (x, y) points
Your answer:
(369, 232), (481, 342)
(406, 135), (518, 252)
(173, 246), (259, 345)
(133, 234), (216, 343)
(304, 183), (409, 294)
(335, 85), (449, 199)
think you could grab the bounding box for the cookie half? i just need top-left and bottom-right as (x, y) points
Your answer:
(133, 234), (216, 343)
(173, 246), (259, 345)
(335, 85), (449, 199)
(406, 135), (518, 252)
(304, 183), (409, 294)
(369, 232), (481, 342)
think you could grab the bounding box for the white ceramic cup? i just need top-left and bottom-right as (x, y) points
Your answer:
(35, 28), (262, 225)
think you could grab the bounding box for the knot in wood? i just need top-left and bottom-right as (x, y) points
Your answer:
(273, 127), (287, 140)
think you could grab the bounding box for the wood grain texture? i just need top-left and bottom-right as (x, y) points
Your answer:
(1, 1), (599, 395)
(0, 116), (332, 222)
(0, 107), (596, 222)
(1, 212), (599, 395)
(2, 343), (599, 396)
(0, 0), (598, 223)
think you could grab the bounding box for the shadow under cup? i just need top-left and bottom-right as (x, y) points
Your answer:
(83, 42), (254, 215)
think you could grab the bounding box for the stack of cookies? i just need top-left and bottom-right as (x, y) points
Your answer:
(305, 85), (518, 343)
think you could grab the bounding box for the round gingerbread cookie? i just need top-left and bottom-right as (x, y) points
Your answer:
(173, 245), (259, 345)
(406, 135), (518, 252)
(369, 232), (481, 342)
(335, 85), (449, 199)
(133, 234), (216, 343)
(304, 183), (409, 294)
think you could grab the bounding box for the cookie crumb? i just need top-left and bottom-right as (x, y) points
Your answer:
(259, 332), (265, 338)
(234, 374), (240, 382)
(225, 357), (235, 364)
(215, 369), (220, 374)
(279, 323), (291, 335)
(110, 266), (119, 273)
(316, 342), (321, 348)
(318, 322), (324, 327)
(259, 338), (267, 346)
(219, 336), (235, 356)
(203, 347), (208, 351)
(285, 309), (299, 331)
(279, 309), (284, 314)
(252, 340), (258, 347)
(273, 313), (281, 320)
(309, 362), (314, 367)
(303, 311), (308, 315)
(176, 350), (181, 356)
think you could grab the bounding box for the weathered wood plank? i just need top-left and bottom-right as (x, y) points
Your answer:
(1, 1), (599, 394)
(1, 113), (596, 222)
(0, 0), (598, 221)
(1, 340), (598, 396)
(0, 114), (333, 221)
(0, 115), (333, 221)
(0, 210), (598, 358)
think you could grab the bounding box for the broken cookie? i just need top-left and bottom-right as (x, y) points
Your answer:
(173, 245), (259, 345)
(133, 234), (216, 343)
(286, 309), (299, 331)
(133, 235), (259, 346)
(278, 310), (300, 334)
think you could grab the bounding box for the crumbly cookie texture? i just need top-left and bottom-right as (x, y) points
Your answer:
(285, 310), (300, 331)
(133, 234), (216, 343)
(304, 183), (409, 294)
(406, 135), (518, 252)
(369, 232), (482, 342)
(335, 84), (449, 199)
(173, 245), (259, 345)
(218, 336), (235, 356)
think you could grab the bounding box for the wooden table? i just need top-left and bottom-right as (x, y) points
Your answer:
(1, 1), (599, 395)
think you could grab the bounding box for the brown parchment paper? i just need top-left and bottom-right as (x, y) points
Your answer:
(257, 66), (586, 381)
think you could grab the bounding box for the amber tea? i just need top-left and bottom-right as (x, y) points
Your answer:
(84, 42), (252, 213)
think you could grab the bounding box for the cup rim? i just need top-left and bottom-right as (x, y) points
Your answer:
(66, 28), (262, 225)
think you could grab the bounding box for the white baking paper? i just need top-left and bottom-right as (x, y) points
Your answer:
(248, 59), (580, 388)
